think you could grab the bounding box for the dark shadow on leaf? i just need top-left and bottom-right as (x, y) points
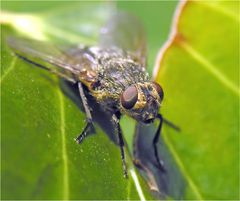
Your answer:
(60, 79), (186, 199)
(134, 123), (186, 199)
(59, 80), (118, 144)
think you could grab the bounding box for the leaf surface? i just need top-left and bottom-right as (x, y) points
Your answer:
(154, 1), (239, 199)
(1, 2), (159, 200)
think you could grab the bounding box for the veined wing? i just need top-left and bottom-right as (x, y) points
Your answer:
(7, 37), (98, 83)
(99, 12), (147, 66)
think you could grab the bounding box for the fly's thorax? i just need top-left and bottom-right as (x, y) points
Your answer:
(120, 82), (164, 123)
(86, 56), (149, 103)
(77, 49), (152, 114)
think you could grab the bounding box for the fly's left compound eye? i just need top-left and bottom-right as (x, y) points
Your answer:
(120, 85), (138, 109)
(152, 82), (164, 101)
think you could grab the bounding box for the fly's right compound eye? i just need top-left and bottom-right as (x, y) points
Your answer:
(152, 82), (164, 101)
(120, 85), (138, 109)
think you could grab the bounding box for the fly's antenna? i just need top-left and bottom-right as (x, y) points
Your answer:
(157, 114), (181, 132)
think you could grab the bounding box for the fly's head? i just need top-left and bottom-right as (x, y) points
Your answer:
(120, 82), (164, 123)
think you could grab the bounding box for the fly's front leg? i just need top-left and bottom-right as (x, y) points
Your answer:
(75, 82), (93, 144)
(112, 113), (128, 178)
(153, 114), (180, 172)
(153, 114), (166, 172)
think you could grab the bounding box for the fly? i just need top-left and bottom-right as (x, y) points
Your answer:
(8, 12), (179, 178)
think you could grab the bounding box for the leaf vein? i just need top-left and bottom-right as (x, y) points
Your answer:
(199, 2), (240, 23)
(130, 168), (146, 201)
(163, 135), (203, 200)
(179, 41), (240, 96)
(58, 89), (70, 200)
(1, 57), (17, 83)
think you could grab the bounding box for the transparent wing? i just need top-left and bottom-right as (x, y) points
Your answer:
(99, 12), (147, 66)
(7, 37), (97, 83)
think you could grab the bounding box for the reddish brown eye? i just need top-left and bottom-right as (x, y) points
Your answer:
(152, 82), (164, 101)
(121, 85), (138, 109)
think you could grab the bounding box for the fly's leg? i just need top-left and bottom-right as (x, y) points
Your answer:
(153, 114), (180, 172)
(153, 114), (166, 172)
(75, 82), (93, 144)
(112, 113), (128, 178)
(162, 117), (181, 131)
(75, 123), (92, 144)
(132, 124), (145, 170)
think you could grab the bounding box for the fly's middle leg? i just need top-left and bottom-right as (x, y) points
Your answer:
(75, 82), (93, 144)
(112, 113), (128, 178)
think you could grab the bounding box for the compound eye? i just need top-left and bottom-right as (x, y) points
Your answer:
(121, 85), (138, 109)
(152, 82), (164, 101)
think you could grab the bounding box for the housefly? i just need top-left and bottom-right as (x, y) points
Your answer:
(8, 12), (179, 178)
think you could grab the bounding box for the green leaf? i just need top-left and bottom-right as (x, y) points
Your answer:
(154, 1), (239, 199)
(1, 2), (160, 200)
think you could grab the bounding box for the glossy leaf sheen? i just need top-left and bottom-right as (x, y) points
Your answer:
(155, 1), (239, 199)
